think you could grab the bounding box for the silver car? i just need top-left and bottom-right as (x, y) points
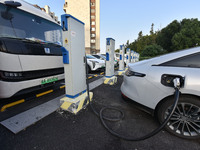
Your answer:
(121, 47), (200, 139)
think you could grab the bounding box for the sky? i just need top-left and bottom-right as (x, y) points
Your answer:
(26, 0), (200, 53)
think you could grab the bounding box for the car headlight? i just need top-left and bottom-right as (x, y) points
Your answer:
(90, 60), (99, 68)
(125, 68), (146, 77)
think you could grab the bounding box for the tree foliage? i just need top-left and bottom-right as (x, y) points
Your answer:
(156, 20), (181, 52)
(124, 18), (200, 58)
(141, 44), (167, 57)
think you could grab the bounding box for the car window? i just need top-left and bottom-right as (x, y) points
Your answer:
(100, 55), (106, 59)
(93, 55), (100, 59)
(159, 52), (200, 68)
(86, 55), (96, 59)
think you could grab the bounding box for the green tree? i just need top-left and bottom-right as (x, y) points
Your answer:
(115, 49), (120, 53)
(141, 44), (166, 57)
(156, 20), (181, 52)
(125, 40), (130, 48)
(172, 18), (200, 50)
(150, 23), (154, 35)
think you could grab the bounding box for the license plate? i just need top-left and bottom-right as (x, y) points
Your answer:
(41, 76), (58, 85)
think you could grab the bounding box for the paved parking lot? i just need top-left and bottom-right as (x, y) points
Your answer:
(0, 76), (200, 150)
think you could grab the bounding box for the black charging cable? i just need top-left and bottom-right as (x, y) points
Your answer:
(85, 55), (181, 141)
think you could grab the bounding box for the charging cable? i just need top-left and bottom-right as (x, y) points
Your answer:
(85, 55), (181, 141)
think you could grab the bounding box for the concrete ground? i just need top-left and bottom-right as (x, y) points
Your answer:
(0, 76), (200, 150)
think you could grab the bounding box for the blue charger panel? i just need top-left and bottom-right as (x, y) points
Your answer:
(131, 56), (132, 59)
(61, 15), (68, 31)
(120, 55), (122, 60)
(61, 47), (69, 64)
(106, 39), (110, 45)
(126, 56), (128, 59)
(106, 52), (109, 61)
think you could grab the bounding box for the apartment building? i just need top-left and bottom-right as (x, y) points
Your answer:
(63, 0), (100, 54)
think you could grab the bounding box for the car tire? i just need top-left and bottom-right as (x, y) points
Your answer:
(157, 95), (200, 139)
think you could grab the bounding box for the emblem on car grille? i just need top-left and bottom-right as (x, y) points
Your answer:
(44, 48), (50, 54)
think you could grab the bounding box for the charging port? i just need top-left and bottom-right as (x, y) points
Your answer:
(161, 74), (184, 88)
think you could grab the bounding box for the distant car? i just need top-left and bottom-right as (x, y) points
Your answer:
(92, 54), (106, 60)
(93, 54), (118, 67)
(121, 47), (200, 139)
(114, 53), (120, 62)
(86, 55), (105, 72)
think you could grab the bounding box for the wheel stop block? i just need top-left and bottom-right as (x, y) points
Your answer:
(117, 70), (125, 76)
(104, 76), (117, 85)
(60, 92), (93, 114)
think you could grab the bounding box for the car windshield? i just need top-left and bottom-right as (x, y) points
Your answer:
(100, 55), (106, 59)
(86, 55), (97, 59)
(115, 53), (120, 57)
(0, 3), (62, 45)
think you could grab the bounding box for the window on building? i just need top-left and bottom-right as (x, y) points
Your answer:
(91, 16), (95, 19)
(91, 21), (95, 25)
(91, 9), (95, 13)
(91, 34), (96, 37)
(91, 28), (95, 31)
(91, 2), (95, 6)
(91, 39), (96, 43)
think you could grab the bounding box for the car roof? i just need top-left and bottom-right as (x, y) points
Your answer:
(130, 46), (200, 68)
(0, 0), (58, 24)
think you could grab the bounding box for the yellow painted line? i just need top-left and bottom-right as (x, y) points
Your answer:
(60, 85), (66, 89)
(100, 72), (104, 75)
(1, 99), (25, 112)
(88, 76), (93, 79)
(36, 90), (53, 97)
(94, 74), (98, 77)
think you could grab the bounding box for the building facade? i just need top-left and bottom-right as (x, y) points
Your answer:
(63, 0), (100, 54)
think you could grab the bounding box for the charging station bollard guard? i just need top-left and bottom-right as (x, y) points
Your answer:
(60, 14), (93, 114)
(60, 92), (93, 114)
(104, 38), (117, 85)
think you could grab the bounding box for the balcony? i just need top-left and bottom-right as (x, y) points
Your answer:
(91, 12), (95, 16)
(91, 6), (95, 9)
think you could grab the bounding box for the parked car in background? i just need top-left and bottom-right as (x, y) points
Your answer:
(86, 55), (105, 72)
(114, 53), (120, 62)
(92, 54), (106, 60)
(121, 47), (200, 139)
(93, 54), (118, 67)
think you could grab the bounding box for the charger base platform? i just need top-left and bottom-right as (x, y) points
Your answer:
(117, 70), (125, 76)
(60, 92), (93, 114)
(104, 76), (117, 85)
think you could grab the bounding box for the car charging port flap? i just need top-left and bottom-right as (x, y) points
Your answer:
(161, 74), (185, 88)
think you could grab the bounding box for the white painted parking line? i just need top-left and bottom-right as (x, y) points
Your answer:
(1, 95), (63, 134)
(89, 77), (104, 90)
(0, 77), (104, 134)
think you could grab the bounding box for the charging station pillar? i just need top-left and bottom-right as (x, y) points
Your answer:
(131, 50), (134, 63)
(60, 14), (93, 114)
(125, 48), (131, 71)
(104, 38), (117, 85)
(137, 53), (140, 62)
(133, 51), (136, 62)
(117, 45), (125, 75)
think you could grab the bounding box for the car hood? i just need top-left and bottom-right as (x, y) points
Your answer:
(88, 58), (105, 63)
